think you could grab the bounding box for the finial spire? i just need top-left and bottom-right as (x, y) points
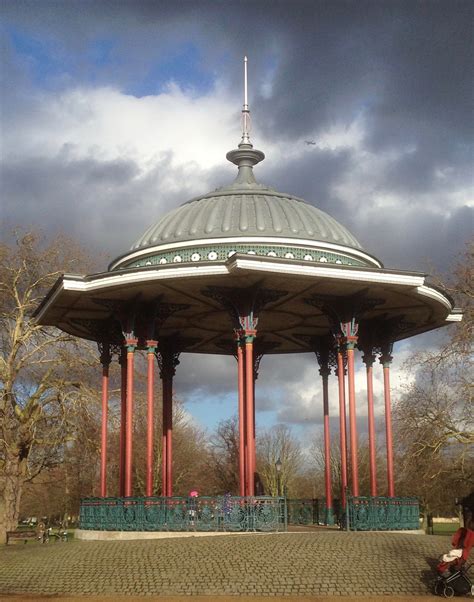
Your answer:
(241, 55), (251, 146)
(226, 56), (265, 182)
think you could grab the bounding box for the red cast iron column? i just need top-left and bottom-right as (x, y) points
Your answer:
(236, 331), (247, 496)
(161, 372), (168, 496)
(159, 347), (180, 497)
(99, 343), (111, 497)
(320, 365), (334, 523)
(119, 347), (127, 497)
(342, 321), (359, 497)
(336, 346), (348, 509)
(381, 349), (395, 497)
(165, 372), (173, 497)
(244, 329), (257, 496)
(363, 351), (378, 497)
(313, 335), (335, 524)
(146, 340), (158, 497)
(124, 338), (137, 497)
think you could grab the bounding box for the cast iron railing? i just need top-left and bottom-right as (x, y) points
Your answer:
(287, 498), (343, 526)
(347, 496), (420, 531)
(79, 496), (286, 532)
(79, 495), (420, 532)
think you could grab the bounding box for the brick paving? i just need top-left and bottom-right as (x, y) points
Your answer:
(0, 532), (453, 598)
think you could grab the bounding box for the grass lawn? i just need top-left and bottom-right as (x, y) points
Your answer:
(432, 522), (460, 536)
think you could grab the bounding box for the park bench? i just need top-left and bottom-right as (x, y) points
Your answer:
(6, 530), (37, 544)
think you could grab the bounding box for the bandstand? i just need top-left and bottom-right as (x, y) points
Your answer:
(35, 59), (461, 533)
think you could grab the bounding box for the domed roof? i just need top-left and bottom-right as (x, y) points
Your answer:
(131, 174), (362, 253)
(130, 144), (363, 253)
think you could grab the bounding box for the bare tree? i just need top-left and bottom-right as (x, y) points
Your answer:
(132, 386), (209, 496)
(206, 415), (240, 495)
(0, 231), (97, 542)
(393, 241), (474, 516)
(257, 424), (304, 496)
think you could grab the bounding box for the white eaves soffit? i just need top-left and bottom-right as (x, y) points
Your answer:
(35, 253), (454, 326)
(66, 257), (424, 292)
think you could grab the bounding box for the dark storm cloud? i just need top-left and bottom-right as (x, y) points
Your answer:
(174, 353), (236, 400)
(1, 151), (223, 262)
(2, 1), (472, 271)
(358, 203), (473, 271)
(1, 0), (472, 426)
(259, 146), (352, 211)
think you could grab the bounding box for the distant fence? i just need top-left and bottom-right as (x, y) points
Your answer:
(80, 496), (286, 532)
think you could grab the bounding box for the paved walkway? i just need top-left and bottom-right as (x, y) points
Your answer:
(0, 531), (453, 598)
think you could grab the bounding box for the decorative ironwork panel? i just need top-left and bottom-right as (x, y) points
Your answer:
(80, 496), (420, 532)
(253, 498), (283, 532)
(287, 499), (317, 525)
(348, 496), (420, 531)
(79, 496), (286, 533)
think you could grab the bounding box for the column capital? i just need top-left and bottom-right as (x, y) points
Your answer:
(319, 366), (331, 378)
(125, 338), (138, 352)
(240, 314), (258, 333)
(340, 319), (359, 350)
(146, 340), (158, 353)
(243, 329), (257, 343)
(312, 334), (336, 375)
(362, 352), (376, 368)
(345, 335), (358, 350)
(157, 347), (181, 379)
(379, 340), (394, 367)
(98, 341), (112, 367)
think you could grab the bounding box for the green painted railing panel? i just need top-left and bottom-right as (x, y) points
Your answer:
(80, 496), (286, 533)
(287, 499), (318, 525)
(287, 498), (343, 526)
(80, 495), (419, 532)
(348, 496), (420, 531)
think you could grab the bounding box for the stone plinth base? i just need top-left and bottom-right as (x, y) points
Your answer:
(75, 529), (253, 541)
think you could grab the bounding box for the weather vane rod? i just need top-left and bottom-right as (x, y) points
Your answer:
(241, 56), (251, 145)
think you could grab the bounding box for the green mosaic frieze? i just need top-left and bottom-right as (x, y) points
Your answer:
(122, 244), (367, 270)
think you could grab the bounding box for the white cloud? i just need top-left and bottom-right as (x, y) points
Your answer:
(5, 82), (240, 170)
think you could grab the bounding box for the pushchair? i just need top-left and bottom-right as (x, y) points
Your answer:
(434, 525), (474, 597)
(434, 562), (473, 597)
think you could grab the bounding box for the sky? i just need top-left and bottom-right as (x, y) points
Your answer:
(1, 0), (473, 448)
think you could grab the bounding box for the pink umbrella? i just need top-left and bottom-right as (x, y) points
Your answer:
(189, 490), (199, 497)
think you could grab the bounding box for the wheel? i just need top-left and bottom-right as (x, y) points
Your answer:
(443, 585), (454, 598)
(434, 580), (443, 596)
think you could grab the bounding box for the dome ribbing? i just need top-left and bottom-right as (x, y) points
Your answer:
(131, 184), (363, 251)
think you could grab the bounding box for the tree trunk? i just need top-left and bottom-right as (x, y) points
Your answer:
(0, 454), (26, 544)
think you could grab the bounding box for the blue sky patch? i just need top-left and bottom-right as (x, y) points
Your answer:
(125, 42), (215, 98)
(6, 25), (74, 87)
